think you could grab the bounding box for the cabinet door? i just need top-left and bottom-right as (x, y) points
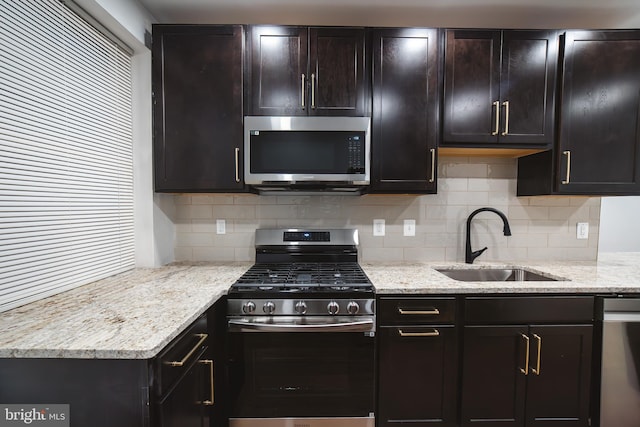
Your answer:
(249, 26), (308, 116)
(371, 28), (439, 193)
(557, 30), (640, 194)
(500, 30), (557, 146)
(309, 28), (367, 116)
(152, 25), (244, 192)
(378, 325), (458, 427)
(525, 325), (593, 427)
(443, 30), (501, 145)
(461, 326), (528, 427)
(157, 352), (208, 427)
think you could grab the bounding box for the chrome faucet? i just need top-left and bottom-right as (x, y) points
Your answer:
(465, 207), (512, 264)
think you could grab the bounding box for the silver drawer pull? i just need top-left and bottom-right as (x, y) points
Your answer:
(164, 333), (207, 367)
(398, 329), (440, 337)
(398, 308), (440, 315)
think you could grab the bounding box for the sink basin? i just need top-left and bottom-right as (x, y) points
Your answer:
(435, 268), (558, 282)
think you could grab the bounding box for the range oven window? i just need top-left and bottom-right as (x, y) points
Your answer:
(228, 331), (374, 418)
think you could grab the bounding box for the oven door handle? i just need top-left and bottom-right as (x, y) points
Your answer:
(228, 318), (375, 333)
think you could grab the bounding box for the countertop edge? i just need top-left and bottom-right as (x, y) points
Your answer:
(3, 254), (640, 359)
(0, 289), (228, 360)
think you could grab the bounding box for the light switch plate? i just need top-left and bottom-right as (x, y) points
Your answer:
(216, 219), (226, 235)
(576, 222), (589, 239)
(373, 219), (385, 236)
(403, 219), (416, 236)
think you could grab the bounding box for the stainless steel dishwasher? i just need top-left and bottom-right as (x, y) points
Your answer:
(600, 298), (640, 427)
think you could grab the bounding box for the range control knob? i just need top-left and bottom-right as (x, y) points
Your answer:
(327, 301), (340, 315)
(295, 301), (308, 315)
(346, 301), (360, 315)
(242, 301), (256, 314)
(263, 301), (276, 315)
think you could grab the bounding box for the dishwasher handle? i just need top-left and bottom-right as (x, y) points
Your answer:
(603, 298), (640, 322)
(604, 312), (640, 322)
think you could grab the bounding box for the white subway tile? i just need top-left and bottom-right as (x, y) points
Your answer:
(193, 247), (236, 262)
(174, 247), (193, 261)
(361, 247), (404, 262)
(403, 247), (446, 262)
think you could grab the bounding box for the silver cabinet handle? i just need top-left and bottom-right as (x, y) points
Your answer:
(198, 359), (214, 406)
(234, 147), (240, 183)
(301, 74), (306, 109)
(397, 308), (440, 315)
(228, 317), (374, 333)
(501, 101), (510, 136)
(492, 100), (500, 135)
(429, 148), (436, 183)
(561, 150), (571, 184)
(311, 73), (316, 109)
(398, 328), (440, 337)
(532, 334), (542, 375)
(520, 333), (530, 375)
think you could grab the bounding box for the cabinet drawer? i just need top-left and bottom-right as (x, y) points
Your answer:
(155, 314), (208, 396)
(379, 297), (456, 325)
(465, 296), (594, 324)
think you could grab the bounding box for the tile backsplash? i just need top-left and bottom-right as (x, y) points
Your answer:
(169, 157), (600, 263)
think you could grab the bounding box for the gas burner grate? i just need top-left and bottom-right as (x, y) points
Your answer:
(233, 262), (372, 291)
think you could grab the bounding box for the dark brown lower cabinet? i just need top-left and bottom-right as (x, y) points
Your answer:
(378, 326), (458, 427)
(377, 297), (458, 427)
(461, 297), (594, 427)
(0, 308), (222, 427)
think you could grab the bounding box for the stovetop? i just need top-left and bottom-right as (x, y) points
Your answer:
(229, 262), (373, 294)
(228, 228), (374, 317)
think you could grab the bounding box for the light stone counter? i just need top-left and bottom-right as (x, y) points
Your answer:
(0, 263), (250, 359)
(364, 252), (640, 295)
(2, 253), (640, 359)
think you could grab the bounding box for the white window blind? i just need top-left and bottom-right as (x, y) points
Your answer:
(0, 0), (135, 313)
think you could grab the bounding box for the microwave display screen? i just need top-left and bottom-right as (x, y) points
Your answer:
(249, 131), (366, 174)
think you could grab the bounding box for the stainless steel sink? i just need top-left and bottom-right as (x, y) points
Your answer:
(435, 267), (558, 282)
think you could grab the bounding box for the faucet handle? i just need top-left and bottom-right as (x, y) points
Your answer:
(468, 247), (488, 264)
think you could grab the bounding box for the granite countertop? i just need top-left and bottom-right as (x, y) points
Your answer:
(0, 263), (251, 359)
(364, 252), (640, 295)
(1, 253), (640, 360)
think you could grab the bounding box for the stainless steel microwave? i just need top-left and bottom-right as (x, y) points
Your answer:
(244, 116), (371, 193)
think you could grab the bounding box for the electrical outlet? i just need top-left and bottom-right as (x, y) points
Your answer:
(576, 222), (589, 240)
(373, 219), (385, 236)
(216, 219), (226, 235)
(403, 219), (416, 237)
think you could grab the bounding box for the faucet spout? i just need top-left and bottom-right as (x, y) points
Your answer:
(465, 207), (512, 264)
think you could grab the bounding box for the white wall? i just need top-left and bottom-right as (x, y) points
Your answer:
(73, 0), (176, 267)
(599, 197), (640, 252)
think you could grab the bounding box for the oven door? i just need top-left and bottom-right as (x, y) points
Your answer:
(228, 316), (375, 426)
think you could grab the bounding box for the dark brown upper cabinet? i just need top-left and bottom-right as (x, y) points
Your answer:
(518, 30), (640, 196)
(443, 30), (558, 149)
(152, 25), (245, 192)
(370, 28), (440, 194)
(247, 26), (368, 116)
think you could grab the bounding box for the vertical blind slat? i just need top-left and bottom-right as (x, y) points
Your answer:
(0, 0), (135, 313)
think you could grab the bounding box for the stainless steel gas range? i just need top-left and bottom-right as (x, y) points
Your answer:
(227, 228), (375, 427)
